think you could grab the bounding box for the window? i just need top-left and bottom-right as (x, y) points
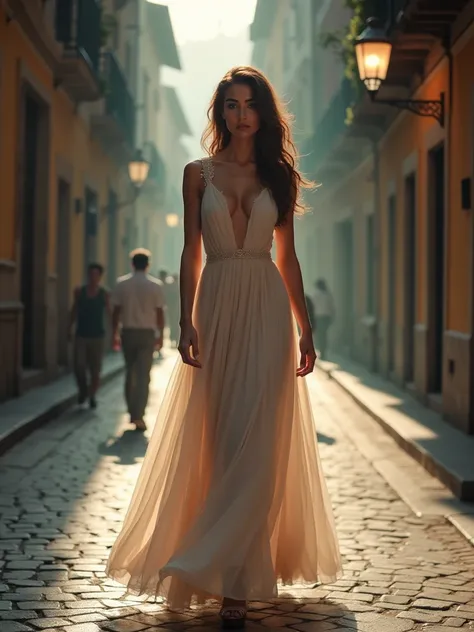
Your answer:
(366, 214), (375, 315)
(125, 41), (132, 81)
(113, 22), (120, 51)
(142, 217), (150, 250)
(293, 0), (305, 48)
(142, 72), (150, 142)
(283, 19), (292, 71)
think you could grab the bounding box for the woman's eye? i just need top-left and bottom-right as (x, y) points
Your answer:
(227, 103), (236, 110)
(248, 102), (256, 109)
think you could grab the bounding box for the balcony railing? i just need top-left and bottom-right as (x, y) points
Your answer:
(102, 51), (135, 149)
(146, 142), (166, 189)
(55, 0), (101, 101)
(141, 142), (167, 204)
(304, 78), (360, 174)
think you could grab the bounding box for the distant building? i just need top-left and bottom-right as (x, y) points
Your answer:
(128, 1), (189, 274)
(157, 86), (192, 272)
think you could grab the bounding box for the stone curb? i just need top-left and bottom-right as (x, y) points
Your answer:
(316, 361), (474, 502)
(0, 359), (125, 456)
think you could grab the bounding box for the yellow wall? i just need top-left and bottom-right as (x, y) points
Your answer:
(52, 90), (128, 286)
(0, 5), (127, 292)
(377, 42), (472, 335)
(0, 11), (53, 260)
(446, 36), (474, 333)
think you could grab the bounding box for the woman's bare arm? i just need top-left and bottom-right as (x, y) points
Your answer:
(178, 161), (203, 367)
(274, 211), (316, 376)
(275, 213), (311, 335)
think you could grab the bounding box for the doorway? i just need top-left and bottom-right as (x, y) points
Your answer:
(107, 189), (118, 287)
(123, 217), (132, 274)
(84, 187), (98, 278)
(19, 90), (50, 370)
(20, 96), (40, 368)
(56, 179), (71, 368)
(335, 218), (354, 355)
(387, 194), (397, 374)
(428, 144), (445, 394)
(366, 214), (375, 316)
(403, 174), (416, 383)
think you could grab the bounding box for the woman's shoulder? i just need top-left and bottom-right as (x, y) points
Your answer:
(182, 160), (205, 184)
(184, 158), (212, 177)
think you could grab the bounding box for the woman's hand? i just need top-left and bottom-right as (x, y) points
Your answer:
(297, 330), (317, 377)
(178, 321), (202, 368)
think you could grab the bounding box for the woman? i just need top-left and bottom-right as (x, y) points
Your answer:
(106, 67), (342, 628)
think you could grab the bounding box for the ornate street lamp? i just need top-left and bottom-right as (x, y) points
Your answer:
(128, 149), (150, 187)
(355, 18), (445, 127)
(99, 149), (150, 222)
(166, 213), (180, 228)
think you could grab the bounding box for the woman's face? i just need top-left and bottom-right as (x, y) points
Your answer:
(222, 82), (260, 138)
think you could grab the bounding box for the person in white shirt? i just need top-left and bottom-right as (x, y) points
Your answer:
(313, 278), (335, 360)
(112, 249), (165, 431)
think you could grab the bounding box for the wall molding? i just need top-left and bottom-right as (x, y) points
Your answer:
(403, 151), (418, 177)
(19, 59), (52, 105)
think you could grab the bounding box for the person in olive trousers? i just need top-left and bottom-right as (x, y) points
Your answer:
(112, 249), (165, 431)
(69, 263), (110, 409)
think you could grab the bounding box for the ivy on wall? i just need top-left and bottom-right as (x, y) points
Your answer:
(320, 0), (366, 123)
(101, 13), (118, 48)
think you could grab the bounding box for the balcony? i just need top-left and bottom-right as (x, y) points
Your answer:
(302, 79), (365, 178)
(91, 52), (135, 161)
(55, 0), (101, 102)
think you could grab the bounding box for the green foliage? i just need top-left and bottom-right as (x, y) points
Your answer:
(320, 0), (366, 123)
(100, 13), (118, 48)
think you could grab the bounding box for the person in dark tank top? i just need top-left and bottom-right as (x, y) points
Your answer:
(69, 263), (111, 409)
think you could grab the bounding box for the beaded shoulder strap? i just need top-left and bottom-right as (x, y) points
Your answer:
(200, 157), (215, 186)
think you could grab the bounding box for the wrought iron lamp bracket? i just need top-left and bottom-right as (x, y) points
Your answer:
(99, 185), (140, 224)
(370, 92), (445, 127)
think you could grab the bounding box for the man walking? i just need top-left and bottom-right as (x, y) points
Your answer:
(69, 263), (110, 409)
(112, 249), (165, 431)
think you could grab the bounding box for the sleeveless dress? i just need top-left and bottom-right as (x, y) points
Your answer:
(106, 158), (342, 608)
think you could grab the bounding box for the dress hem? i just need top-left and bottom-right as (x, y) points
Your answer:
(106, 565), (344, 610)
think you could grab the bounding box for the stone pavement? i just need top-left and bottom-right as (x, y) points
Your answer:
(0, 353), (124, 456)
(0, 350), (474, 632)
(318, 355), (474, 503)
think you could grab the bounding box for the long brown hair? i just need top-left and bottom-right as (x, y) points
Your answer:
(201, 66), (312, 226)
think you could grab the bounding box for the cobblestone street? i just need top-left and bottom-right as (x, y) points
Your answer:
(1, 351), (474, 632)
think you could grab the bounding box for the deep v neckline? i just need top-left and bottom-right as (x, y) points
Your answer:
(209, 182), (266, 251)
(205, 159), (267, 251)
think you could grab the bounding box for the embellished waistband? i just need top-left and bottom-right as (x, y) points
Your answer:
(206, 249), (272, 264)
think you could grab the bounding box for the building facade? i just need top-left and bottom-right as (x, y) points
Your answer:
(300, 0), (474, 433)
(156, 86), (191, 274)
(130, 1), (186, 275)
(250, 0), (349, 280)
(0, 0), (172, 402)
